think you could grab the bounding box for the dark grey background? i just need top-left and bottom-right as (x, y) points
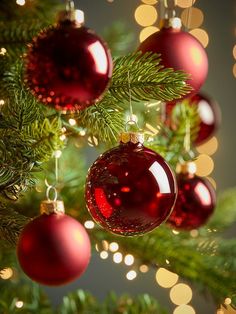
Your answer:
(44, 1), (236, 313)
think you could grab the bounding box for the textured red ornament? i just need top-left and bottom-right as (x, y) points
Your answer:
(85, 141), (177, 236)
(25, 21), (113, 111)
(138, 26), (208, 96)
(17, 213), (91, 286)
(167, 172), (216, 230)
(166, 93), (221, 145)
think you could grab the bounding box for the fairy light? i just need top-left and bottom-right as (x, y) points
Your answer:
(100, 251), (109, 259)
(102, 240), (109, 251)
(155, 268), (179, 288)
(173, 305), (196, 314)
(233, 64), (236, 78)
(113, 252), (123, 263)
(15, 301), (24, 308)
(195, 154), (214, 177)
(60, 134), (67, 141)
(135, 5), (158, 27)
(166, 259), (170, 265)
(190, 229), (199, 238)
(0, 268), (13, 280)
(170, 283), (193, 305)
(84, 220), (95, 229)
(224, 298), (232, 305)
(189, 28), (209, 47)
(181, 7), (204, 29)
(69, 118), (76, 126)
(0, 48), (7, 55)
(142, 0), (158, 4)
(126, 270), (137, 280)
(196, 137), (218, 156)
(172, 230), (180, 235)
(109, 242), (119, 252)
(0, 99), (5, 105)
(139, 26), (159, 42)
(124, 254), (134, 266)
(16, 0), (26, 5)
(79, 129), (86, 136)
(176, 0), (196, 8)
(54, 150), (62, 158)
(139, 264), (149, 273)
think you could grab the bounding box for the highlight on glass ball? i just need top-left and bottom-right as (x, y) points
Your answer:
(25, 8), (113, 112)
(138, 17), (208, 97)
(85, 133), (177, 236)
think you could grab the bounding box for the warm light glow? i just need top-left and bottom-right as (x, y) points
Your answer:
(0, 99), (5, 105)
(170, 283), (193, 305)
(233, 45), (236, 59)
(0, 268), (13, 280)
(15, 301), (24, 308)
(109, 242), (119, 252)
(176, 0), (196, 8)
(0, 48), (7, 55)
(142, 0), (158, 4)
(181, 7), (204, 29)
(139, 26), (159, 42)
(126, 270), (137, 280)
(196, 137), (218, 156)
(100, 251), (109, 259)
(87, 42), (108, 74)
(206, 177), (217, 189)
(172, 230), (180, 235)
(135, 5), (158, 27)
(173, 305), (196, 314)
(60, 134), (67, 141)
(189, 28), (209, 47)
(155, 268), (179, 288)
(54, 150), (62, 158)
(216, 310), (224, 314)
(113, 252), (123, 263)
(84, 220), (95, 229)
(69, 118), (76, 126)
(88, 135), (99, 147)
(16, 0), (25, 6)
(102, 240), (109, 251)
(139, 264), (149, 273)
(195, 154), (214, 177)
(190, 229), (199, 237)
(224, 298), (232, 305)
(233, 63), (236, 78)
(124, 254), (135, 266)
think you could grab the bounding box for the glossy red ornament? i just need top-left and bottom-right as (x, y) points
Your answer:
(85, 138), (177, 236)
(167, 167), (216, 230)
(17, 212), (91, 286)
(138, 21), (208, 96)
(166, 93), (221, 145)
(25, 20), (113, 111)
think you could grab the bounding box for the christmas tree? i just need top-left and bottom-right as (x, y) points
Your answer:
(0, 0), (236, 313)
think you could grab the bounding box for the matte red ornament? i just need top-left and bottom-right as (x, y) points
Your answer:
(138, 21), (208, 96)
(166, 93), (221, 145)
(167, 167), (216, 230)
(25, 20), (113, 111)
(85, 136), (177, 236)
(17, 212), (91, 286)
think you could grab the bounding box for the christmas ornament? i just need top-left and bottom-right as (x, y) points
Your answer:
(25, 7), (113, 111)
(17, 198), (91, 286)
(85, 132), (177, 236)
(138, 17), (208, 96)
(166, 92), (221, 145)
(167, 161), (216, 230)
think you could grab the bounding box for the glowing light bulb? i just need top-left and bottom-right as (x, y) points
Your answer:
(126, 270), (137, 280)
(16, 0), (25, 5)
(124, 254), (134, 266)
(100, 251), (109, 259)
(84, 220), (95, 229)
(109, 242), (119, 252)
(113, 252), (123, 263)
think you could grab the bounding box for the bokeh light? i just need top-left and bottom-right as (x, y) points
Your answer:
(233, 63), (236, 78)
(124, 254), (135, 266)
(15, 301), (24, 308)
(196, 137), (218, 156)
(181, 7), (204, 29)
(139, 26), (159, 42)
(206, 177), (217, 189)
(156, 268), (179, 288)
(16, 0), (25, 5)
(176, 0), (196, 8)
(139, 264), (149, 273)
(113, 252), (123, 263)
(84, 220), (95, 229)
(142, 0), (158, 4)
(100, 251), (109, 259)
(189, 28), (209, 47)
(173, 304), (196, 314)
(195, 154), (214, 177)
(0, 268), (13, 280)
(135, 5), (158, 27)
(126, 270), (137, 280)
(170, 283), (193, 305)
(109, 242), (119, 252)
(233, 45), (236, 59)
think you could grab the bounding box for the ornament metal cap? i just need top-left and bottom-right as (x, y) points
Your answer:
(119, 132), (144, 144)
(160, 17), (182, 29)
(57, 9), (85, 25)
(40, 199), (65, 215)
(176, 161), (197, 175)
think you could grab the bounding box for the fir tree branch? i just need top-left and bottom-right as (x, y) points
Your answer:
(110, 52), (192, 103)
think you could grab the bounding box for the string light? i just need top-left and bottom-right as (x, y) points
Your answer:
(109, 242), (119, 252)
(181, 7), (204, 29)
(100, 251), (109, 259)
(84, 220), (95, 229)
(0, 99), (5, 105)
(0, 48), (7, 55)
(190, 229), (199, 238)
(69, 118), (76, 126)
(124, 254), (135, 266)
(139, 264), (149, 273)
(172, 230), (180, 235)
(176, 0), (196, 8)
(0, 268), (13, 280)
(170, 283), (193, 305)
(142, 0), (157, 4)
(139, 26), (159, 42)
(126, 270), (137, 280)
(135, 5), (158, 27)
(173, 304), (196, 314)
(102, 240), (109, 251)
(16, 0), (26, 6)
(15, 301), (24, 308)
(113, 252), (123, 263)
(155, 268), (179, 288)
(224, 298), (232, 305)
(195, 154), (214, 177)
(189, 28), (209, 47)
(196, 137), (218, 156)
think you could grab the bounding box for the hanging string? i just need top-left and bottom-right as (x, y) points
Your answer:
(163, 0), (177, 19)
(66, 0), (75, 11)
(127, 71), (133, 119)
(44, 150), (61, 202)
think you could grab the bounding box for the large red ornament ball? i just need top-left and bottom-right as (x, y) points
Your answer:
(85, 139), (177, 236)
(17, 213), (91, 286)
(167, 169), (216, 230)
(25, 21), (113, 111)
(166, 93), (221, 145)
(138, 24), (208, 96)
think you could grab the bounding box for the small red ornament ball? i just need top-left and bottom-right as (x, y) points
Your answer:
(166, 93), (221, 145)
(85, 140), (177, 236)
(17, 213), (91, 286)
(25, 21), (113, 111)
(138, 26), (208, 96)
(167, 171), (216, 230)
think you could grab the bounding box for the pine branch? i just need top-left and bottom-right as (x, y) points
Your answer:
(110, 52), (192, 102)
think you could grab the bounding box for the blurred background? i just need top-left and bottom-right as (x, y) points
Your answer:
(14, 0), (236, 313)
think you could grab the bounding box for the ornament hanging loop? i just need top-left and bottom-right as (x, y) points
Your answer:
(164, 0), (177, 18)
(66, 0), (75, 11)
(46, 185), (58, 202)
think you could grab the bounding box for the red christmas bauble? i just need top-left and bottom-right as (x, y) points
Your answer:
(166, 93), (221, 145)
(25, 21), (113, 111)
(167, 168), (216, 230)
(17, 212), (91, 286)
(85, 137), (177, 236)
(138, 23), (208, 96)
